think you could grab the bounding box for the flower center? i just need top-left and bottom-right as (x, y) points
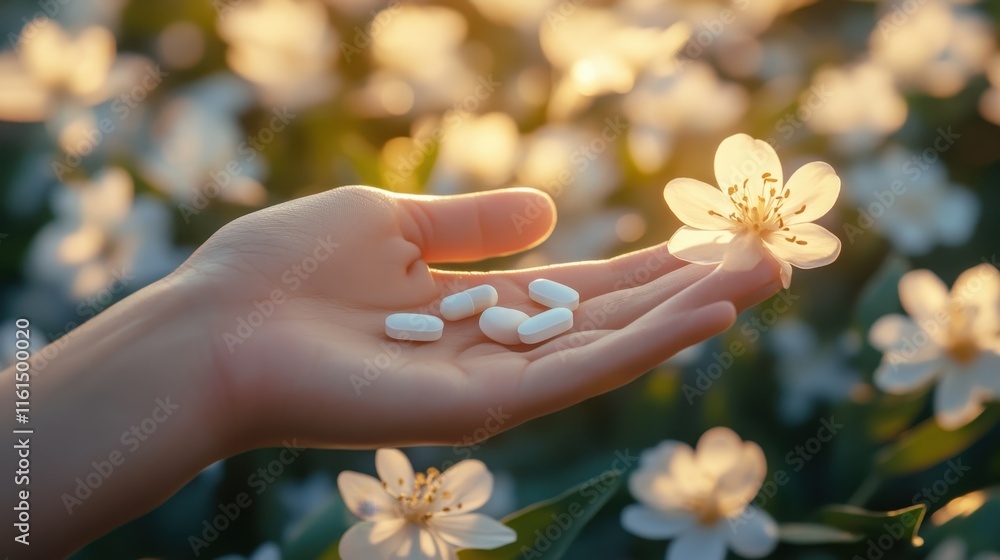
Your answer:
(382, 467), (461, 524)
(709, 173), (809, 246)
(686, 494), (723, 526)
(944, 304), (980, 365)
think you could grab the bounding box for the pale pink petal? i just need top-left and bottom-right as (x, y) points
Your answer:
(779, 260), (793, 290)
(714, 133), (783, 198)
(694, 427), (744, 478)
(377, 449), (415, 494)
(952, 264), (1000, 344)
(433, 460), (493, 514)
(935, 372), (986, 430)
(663, 178), (734, 230)
(620, 505), (696, 539)
(429, 513), (516, 549)
(337, 471), (401, 521)
(714, 443), (767, 517)
(667, 226), (733, 264)
(763, 223), (841, 269)
(780, 162), (841, 225)
(726, 507), (778, 558)
(721, 231), (765, 272)
(899, 270), (950, 327)
(869, 315), (923, 353)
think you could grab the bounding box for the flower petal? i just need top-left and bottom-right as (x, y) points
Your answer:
(714, 133), (783, 196)
(339, 520), (412, 560)
(663, 178), (735, 230)
(338, 471), (401, 521)
(935, 372), (986, 430)
(763, 223), (841, 269)
(966, 351), (1000, 398)
(638, 440), (687, 470)
(721, 231), (765, 272)
(430, 513), (516, 549)
(667, 524), (728, 560)
(869, 315), (922, 353)
(667, 226), (733, 264)
(899, 270), (950, 327)
(952, 264), (1000, 344)
(874, 358), (943, 394)
(377, 449), (415, 494)
(935, 187), (979, 247)
(433, 460), (493, 514)
(726, 507), (778, 558)
(780, 162), (841, 225)
(714, 443), (767, 517)
(694, 427), (744, 478)
(620, 505), (696, 540)
(779, 260), (793, 290)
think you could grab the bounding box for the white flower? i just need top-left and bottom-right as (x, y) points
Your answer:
(846, 147), (979, 256)
(769, 320), (861, 425)
(621, 427), (778, 560)
(928, 536), (1000, 560)
(663, 133), (842, 289)
(870, 265), (1000, 430)
(26, 167), (184, 299)
(337, 449), (515, 560)
(805, 61), (907, 155)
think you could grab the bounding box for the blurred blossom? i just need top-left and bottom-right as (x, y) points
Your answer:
(216, 541), (282, 560)
(515, 123), (622, 216)
(217, 0), (338, 108)
(365, 6), (480, 116)
(664, 134), (842, 288)
(540, 6), (690, 119)
(805, 62), (907, 155)
(621, 427), (778, 560)
(156, 21), (206, 71)
(336, 449), (515, 560)
(846, 147), (978, 255)
(870, 0), (995, 97)
(623, 61), (748, 173)
(869, 266), (1000, 430)
(26, 167), (183, 300)
(469, 0), (558, 30)
(427, 112), (520, 194)
(978, 54), (1000, 125)
(277, 471), (334, 538)
(138, 73), (267, 207)
(0, 18), (151, 124)
(525, 209), (637, 264)
(927, 537), (1000, 560)
(768, 320), (862, 425)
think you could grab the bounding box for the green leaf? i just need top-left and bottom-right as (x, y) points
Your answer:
(281, 494), (350, 560)
(459, 468), (625, 560)
(854, 255), (910, 332)
(818, 504), (926, 546)
(875, 403), (1000, 475)
(778, 523), (862, 544)
(867, 390), (930, 442)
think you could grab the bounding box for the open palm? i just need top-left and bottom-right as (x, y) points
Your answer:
(179, 186), (781, 450)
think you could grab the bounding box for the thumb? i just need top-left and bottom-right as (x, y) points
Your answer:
(396, 187), (556, 263)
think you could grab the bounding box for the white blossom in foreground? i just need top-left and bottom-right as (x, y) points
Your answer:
(621, 427), (778, 560)
(337, 449), (515, 560)
(663, 133), (842, 288)
(870, 265), (1000, 430)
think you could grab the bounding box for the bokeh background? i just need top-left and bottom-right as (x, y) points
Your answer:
(1, 0), (1000, 558)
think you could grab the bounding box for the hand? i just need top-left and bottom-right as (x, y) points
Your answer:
(177, 186), (783, 450)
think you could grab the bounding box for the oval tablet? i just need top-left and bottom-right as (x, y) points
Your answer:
(479, 306), (530, 345)
(518, 308), (574, 344)
(528, 279), (579, 310)
(385, 313), (444, 342)
(441, 284), (498, 321)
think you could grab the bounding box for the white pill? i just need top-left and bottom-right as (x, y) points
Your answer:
(385, 313), (444, 341)
(479, 307), (530, 345)
(528, 279), (579, 310)
(440, 284), (499, 321)
(518, 308), (574, 344)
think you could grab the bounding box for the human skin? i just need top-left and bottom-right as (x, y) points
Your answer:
(1, 186), (781, 558)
